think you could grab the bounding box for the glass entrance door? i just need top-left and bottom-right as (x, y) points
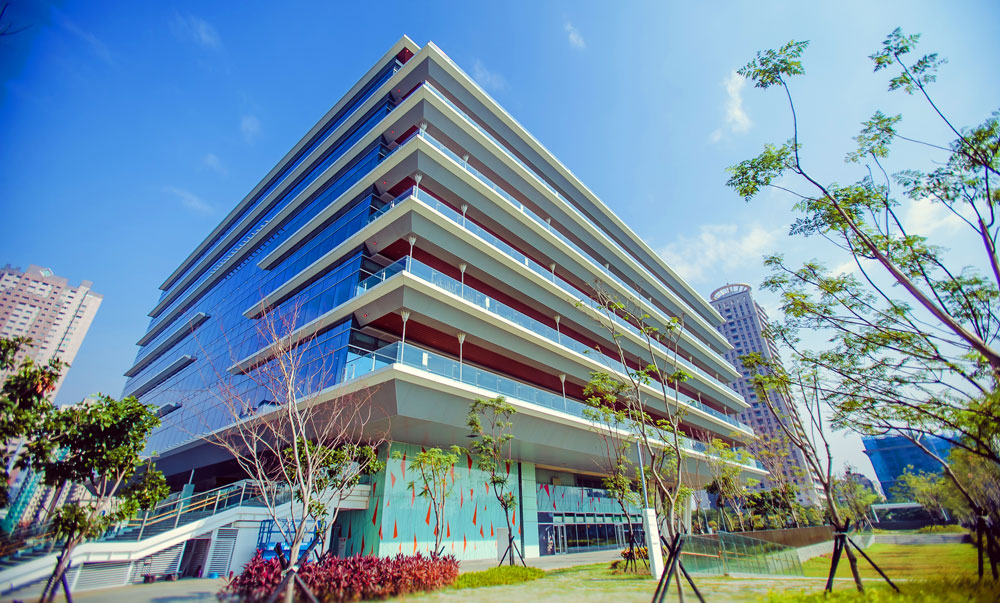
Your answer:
(615, 524), (626, 548)
(554, 525), (568, 554)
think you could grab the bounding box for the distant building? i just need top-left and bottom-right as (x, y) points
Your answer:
(709, 283), (822, 507)
(0, 264), (103, 398)
(862, 433), (953, 499)
(843, 470), (884, 500)
(0, 265), (102, 532)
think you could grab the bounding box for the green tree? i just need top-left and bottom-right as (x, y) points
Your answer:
(24, 395), (168, 603)
(729, 28), (1000, 584)
(582, 373), (643, 571)
(835, 468), (880, 530)
(742, 354), (867, 589)
(585, 287), (695, 541)
(393, 446), (461, 555)
(893, 467), (951, 519)
(704, 438), (757, 531)
(207, 303), (386, 602)
(746, 432), (803, 527)
(466, 396), (520, 566)
(0, 337), (63, 508)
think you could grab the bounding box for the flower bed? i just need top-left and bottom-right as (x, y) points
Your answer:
(221, 552), (460, 602)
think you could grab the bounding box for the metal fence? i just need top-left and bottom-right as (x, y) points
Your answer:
(680, 532), (804, 577)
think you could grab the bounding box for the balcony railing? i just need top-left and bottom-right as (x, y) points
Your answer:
(422, 82), (732, 362)
(340, 339), (763, 471)
(357, 252), (750, 433)
(350, 184), (745, 412)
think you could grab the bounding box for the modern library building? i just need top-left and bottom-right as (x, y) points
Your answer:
(121, 36), (763, 564)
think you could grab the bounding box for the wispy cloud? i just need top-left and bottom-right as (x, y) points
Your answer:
(172, 14), (221, 49)
(710, 71), (752, 143)
(52, 10), (112, 64)
(201, 153), (227, 175)
(471, 59), (507, 92)
(904, 197), (965, 236)
(565, 22), (585, 49)
(164, 186), (213, 215)
(658, 223), (778, 283)
(240, 115), (261, 142)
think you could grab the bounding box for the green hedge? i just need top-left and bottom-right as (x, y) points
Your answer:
(455, 565), (545, 589)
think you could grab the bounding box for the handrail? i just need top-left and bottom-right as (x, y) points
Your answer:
(0, 480), (281, 562)
(421, 82), (733, 359)
(414, 130), (738, 386)
(389, 253), (751, 433)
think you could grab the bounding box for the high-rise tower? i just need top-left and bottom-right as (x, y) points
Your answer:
(0, 264), (102, 399)
(709, 283), (821, 506)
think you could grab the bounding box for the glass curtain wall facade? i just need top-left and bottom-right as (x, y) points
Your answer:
(125, 37), (762, 561)
(862, 433), (954, 498)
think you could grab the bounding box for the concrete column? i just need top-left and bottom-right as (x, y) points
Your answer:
(683, 491), (694, 534)
(643, 508), (665, 579)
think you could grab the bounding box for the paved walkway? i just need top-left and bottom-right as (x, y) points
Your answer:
(459, 550), (621, 573)
(17, 551), (622, 603)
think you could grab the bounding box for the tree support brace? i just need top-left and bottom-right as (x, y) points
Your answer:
(651, 534), (705, 603)
(824, 523), (899, 594)
(498, 538), (527, 567)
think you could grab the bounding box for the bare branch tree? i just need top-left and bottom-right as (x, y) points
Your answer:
(199, 304), (387, 600)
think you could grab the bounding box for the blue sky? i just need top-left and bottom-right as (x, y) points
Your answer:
(2, 0), (998, 480)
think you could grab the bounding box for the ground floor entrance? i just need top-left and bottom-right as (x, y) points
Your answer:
(537, 512), (643, 556)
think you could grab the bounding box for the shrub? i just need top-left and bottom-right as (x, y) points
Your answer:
(454, 566), (544, 589)
(759, 576), (1000, 602)
(915, 525), (966, 534)
(609, 559), (648, 574)
(620, 546), (648, 560)
(221, 551), (460, 602)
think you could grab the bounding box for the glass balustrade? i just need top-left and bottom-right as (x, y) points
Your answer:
(338, 339), (762, 470)
(412, 127), (733, 382)
(421, 83), (732, 368)
(351, 251), (752, 433)
(379, 186), (746, 420)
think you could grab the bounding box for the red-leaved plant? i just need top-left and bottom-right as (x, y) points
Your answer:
(221, 551), (460, 602)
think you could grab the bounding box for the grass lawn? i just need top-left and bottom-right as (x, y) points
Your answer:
(801, 543), (978, 580)
(398, 542), (986, 602)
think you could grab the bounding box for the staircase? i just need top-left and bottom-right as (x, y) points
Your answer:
(0, 480), (282, 597)
(0, 481), (367, 599)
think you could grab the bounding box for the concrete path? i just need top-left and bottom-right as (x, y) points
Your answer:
(459, 550), (621, 573)
(9, 552), (623, 603)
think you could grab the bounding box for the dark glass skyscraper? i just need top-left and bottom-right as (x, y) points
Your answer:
(862, 433), (953, 498)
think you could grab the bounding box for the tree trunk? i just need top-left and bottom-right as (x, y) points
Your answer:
(40, 535), (81, 603)
(843, 542), (865, 592)
(284, 535), (304, 603)
(504, 507), (515, 566)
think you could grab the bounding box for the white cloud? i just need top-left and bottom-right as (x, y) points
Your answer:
(53, 10), (113, 64)
(565, 22), (585, 49)
(240, 115), (261, 142)
(904, 197), (965, 236)
(710, 71), (752, 142)
(832, 259), (859, 276)
(164, 186), (213, 215)
(471, 59), (507, 92)
(201, 153), (227, 175)
(172, 14), (221, 49)
(658, 223), (778, 284)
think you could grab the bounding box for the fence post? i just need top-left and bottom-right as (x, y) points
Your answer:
(137, 510), (150, 541)
(212, 491), (221, 514)
(238, 482), (246, 507)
